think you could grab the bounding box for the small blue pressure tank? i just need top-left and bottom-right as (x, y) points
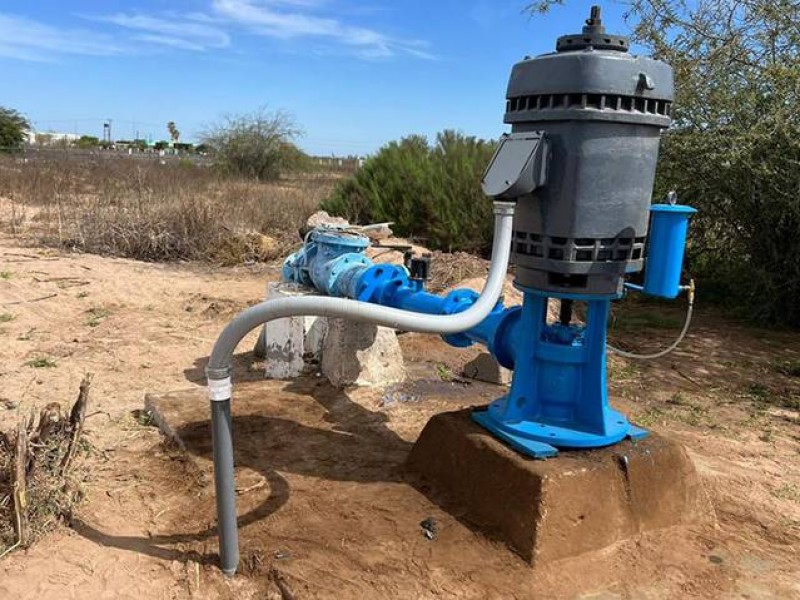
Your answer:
(643, 204), (697, 298)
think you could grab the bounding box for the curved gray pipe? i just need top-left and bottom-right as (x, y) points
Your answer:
(205, 200), (515, 575)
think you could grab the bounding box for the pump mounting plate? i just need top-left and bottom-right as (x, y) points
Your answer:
(472, 406), (648, 459)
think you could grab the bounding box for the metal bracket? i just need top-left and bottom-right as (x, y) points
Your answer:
(481, 132), (549, 199)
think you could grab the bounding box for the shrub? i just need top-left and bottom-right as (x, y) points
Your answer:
(0, 107), (29, 151)
(202, 108), (307, 181)
(322, 130), (497, 253)
(76, 136), (100, 149)
(643, 1), (800, 326)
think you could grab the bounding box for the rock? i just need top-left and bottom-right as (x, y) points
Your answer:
(321, 318), (405, 388)
(462, 352), (512, 386)
(419, 516), (438, 540)
(306, 210), (349, 229)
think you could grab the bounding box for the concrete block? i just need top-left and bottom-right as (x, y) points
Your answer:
(462, 352), (512, 386)
(407, 409), (713, 566)
(321, 318), (405, 388)
(261, 282), (326, 379)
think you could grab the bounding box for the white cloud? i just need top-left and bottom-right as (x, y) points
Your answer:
(93, 13), (230, 51)
(0, 2), (432, 63)
(0, 13), (122, 61)
(131, 34), (205, 52)
(212, 0), (433, 59)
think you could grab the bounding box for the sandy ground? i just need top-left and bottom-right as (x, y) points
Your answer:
(0, 231), (799, 599)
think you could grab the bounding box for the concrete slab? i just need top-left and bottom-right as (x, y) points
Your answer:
(406, 408), (714, 566)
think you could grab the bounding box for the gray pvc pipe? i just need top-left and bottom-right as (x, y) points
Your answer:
(205, 200), (515, 575)
(209, 399), (238, 576)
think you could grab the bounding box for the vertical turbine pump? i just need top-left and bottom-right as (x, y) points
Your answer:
(474, 5), (696, 456)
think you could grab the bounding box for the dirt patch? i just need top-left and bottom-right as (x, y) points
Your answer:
(0, 228), (798, 598)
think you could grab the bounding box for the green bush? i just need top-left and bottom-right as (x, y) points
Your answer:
(322, 131), (497, 253)
(637, 1), (800, 326)
(76, 135), (100, 149)
(0, 106), (29, 151)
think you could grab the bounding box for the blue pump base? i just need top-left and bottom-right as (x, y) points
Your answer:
(468, 293), (650, 459)
(472, 408), (648, 459)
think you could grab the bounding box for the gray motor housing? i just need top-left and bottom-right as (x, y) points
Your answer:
(484, 10), (674, 296)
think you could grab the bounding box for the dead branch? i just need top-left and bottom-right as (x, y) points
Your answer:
(270, 567), (297, 600)
(235, 480), (267, 495)
(33, 403), (63, 445)
(11, 419), (29, 547)
(60, 373), (92, 476)
(2, 293), (58, 307)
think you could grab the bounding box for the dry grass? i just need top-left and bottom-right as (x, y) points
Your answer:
(426, 251), (489, 293)
(0, 155), (336, 264)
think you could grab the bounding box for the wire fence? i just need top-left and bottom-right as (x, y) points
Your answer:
(0, 146), (213, 167)
(0, 147), (363, 173)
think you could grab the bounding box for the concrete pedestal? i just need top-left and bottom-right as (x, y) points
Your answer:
(321, 318), (405, 388)
(256, 282), (406, 387)
(257, 282), (327, 379)
(406, 408), (712, 565)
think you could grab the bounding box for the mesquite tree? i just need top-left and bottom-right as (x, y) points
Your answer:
(202, 108), (304, 181)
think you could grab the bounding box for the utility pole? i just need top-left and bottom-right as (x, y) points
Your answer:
(103, 119), (113, 145)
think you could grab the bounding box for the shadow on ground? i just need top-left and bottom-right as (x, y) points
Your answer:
(71, 369), (445, 569)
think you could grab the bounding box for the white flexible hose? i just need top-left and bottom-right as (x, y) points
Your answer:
(607, 280), (695, 360)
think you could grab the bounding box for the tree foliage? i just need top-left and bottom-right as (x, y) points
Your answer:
(202, 108), (306, 181)
(0, 107), (29, 151)
(167, 121), (180, 143)
(322, 131), (497, 253)
(76, 135), (100, 149)
(527, 1), (800, 326)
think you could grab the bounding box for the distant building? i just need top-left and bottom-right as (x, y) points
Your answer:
(25, 130), (81, 146)
(312, 155), (364, 172)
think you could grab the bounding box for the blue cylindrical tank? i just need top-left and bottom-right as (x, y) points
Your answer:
(643, 204), (697, 298)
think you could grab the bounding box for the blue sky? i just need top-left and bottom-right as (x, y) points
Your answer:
(1, 0), (632, 155)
